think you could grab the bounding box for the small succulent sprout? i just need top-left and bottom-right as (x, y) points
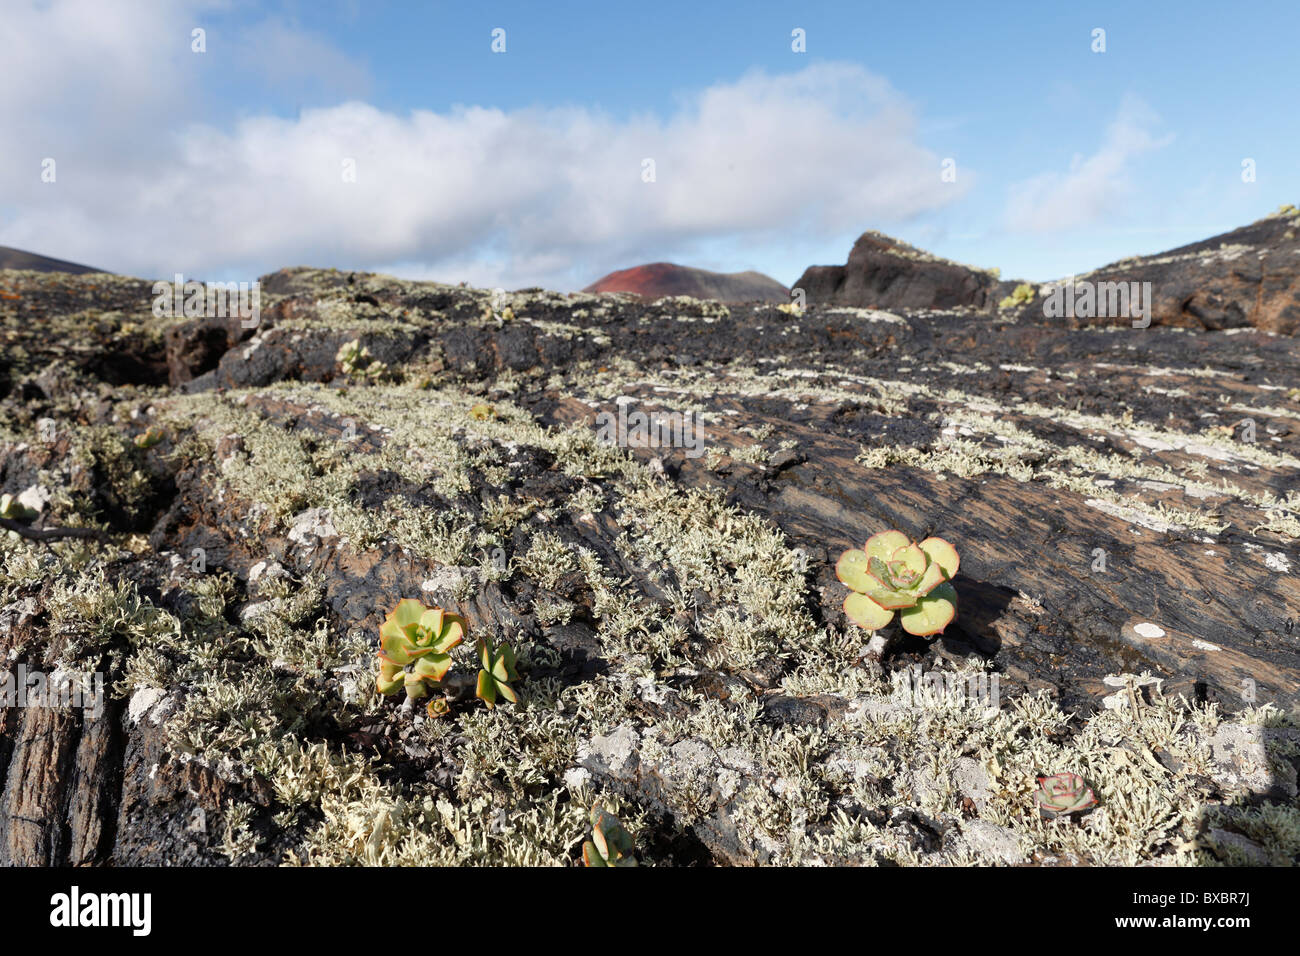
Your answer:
(582, 805), (637, 867)
(1034, 772), (1098, 818)
(470, 403), (496, 421)
(134, 425), (165, 449)
(375, 599), (466, 703)
(999, 282), (1035, 309)
(475, 637), (518, 709)
(836, 530), (959, 636)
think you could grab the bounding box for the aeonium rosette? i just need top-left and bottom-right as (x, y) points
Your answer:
(375, 599), (466, 701)
(836, 530), (959, 636)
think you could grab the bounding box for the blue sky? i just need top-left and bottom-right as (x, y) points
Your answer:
(1, 0), (1297, 289)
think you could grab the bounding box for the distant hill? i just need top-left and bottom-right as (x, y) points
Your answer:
(0, 245), (106, 275)
(584, 262), (789, 303)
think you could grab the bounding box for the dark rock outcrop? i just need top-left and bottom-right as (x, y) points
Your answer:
(584, 262), (788, 303)
(1026, 207), (1300, 334)
(793, 231), (999, 311)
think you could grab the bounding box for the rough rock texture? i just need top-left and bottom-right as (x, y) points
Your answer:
(1000, 206), (1300, 334)
(583, 262), (789, 303)
(794, 231), (1000, 311)
(1, 264), (1298, 867)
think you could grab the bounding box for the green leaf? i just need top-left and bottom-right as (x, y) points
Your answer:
(418, 607), (445, 638)
(476, 669), (497, 708)
(892, 543), (927, 576)
(379, 633), (412, 666)
(863, 530), (910, 563)
(898, 582), (957, 636)
(835, 549), (873, 591)
(412, 654), (453, 682)
(497, 681), (518, 705)
(844, 592), (894, 631)
(499, 643), (518, 680)
(375, 663), (405, 695)
(918, 537), (959, 579)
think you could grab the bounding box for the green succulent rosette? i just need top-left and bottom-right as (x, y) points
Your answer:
(375, 599), (466, 699)
(836, 530), (959, 636)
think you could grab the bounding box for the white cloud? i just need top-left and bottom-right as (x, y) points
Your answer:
(1003, 96), (1174, 234)
(0, 8), (969, 292)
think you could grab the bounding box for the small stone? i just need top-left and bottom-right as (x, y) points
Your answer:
(960, 820), (1024, 864)
(128, 687), (166, 725)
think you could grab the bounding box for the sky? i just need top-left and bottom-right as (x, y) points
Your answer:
(1, 0), (1297, 290)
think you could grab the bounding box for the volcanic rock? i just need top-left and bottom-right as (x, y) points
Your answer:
(793, 230), (999, 310)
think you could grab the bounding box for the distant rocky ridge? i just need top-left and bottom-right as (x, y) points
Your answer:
(0, 245), (105, 275)
(583, 262), (788, 303)
(796, 207), (1300, 334)
(1044, 205), (1300, 335)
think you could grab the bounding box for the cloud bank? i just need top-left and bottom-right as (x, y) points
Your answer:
(0, 2), (968, 289)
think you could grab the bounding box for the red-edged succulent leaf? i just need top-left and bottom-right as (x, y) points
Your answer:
(478, 638), (492, 672)
(379, 632), (413, 665)
(861, 560), (920, 609)
(1034, 773), (1097, 814)
(498, 642), (517, 680)
(867, 555), (895, 589)
(381, 598), (426, 639)
(918, 537), (959, 580)
(496, 681), (518, 705)
(436, 614), (466, 651)
(426, 697), (451, 718)
(911, 560), (948, 597)
(891, 542), (927, 577)
(844, 592), (894, 631)
(418, 607), (445, 638)
(863, 530), (910, 563)
(411, 654), (453, 682)
(835, 549), (874, 592)
(898, 582), (957, 636)
(582, 841), (606, 867)
(375, 659), (405, 695)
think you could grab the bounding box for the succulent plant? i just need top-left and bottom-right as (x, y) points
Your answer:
(1034, 772), (1098, 817)
(475, 636), (519, 709)
(134, 425), (165, 449)
(999, 282), (1035, 309)
(375, 600), (465, 708)
(836, 530), (959, 636)
(582, 805), (637, 867)
(470, 403), (496, 421)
